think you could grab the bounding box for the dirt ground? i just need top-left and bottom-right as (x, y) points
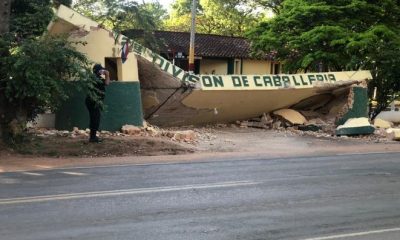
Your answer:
(1, 126), (400, 172)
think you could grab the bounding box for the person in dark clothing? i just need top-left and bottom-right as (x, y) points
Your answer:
(86, 64), (110, 143)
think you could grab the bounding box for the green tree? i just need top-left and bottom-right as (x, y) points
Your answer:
(73, 0), (166, 32)
(250, 0), (283, 14)
(0, 0), (95, 142)
(73, 0), (165, 50)
(165, 0), (266, 37)
(248, 0), (400, 117)
(138, 1), (168, 30)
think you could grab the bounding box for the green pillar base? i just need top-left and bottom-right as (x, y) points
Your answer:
(56, 82), (143, 131)
(336, 86), (369, 126)
(336, 125), (375, 136)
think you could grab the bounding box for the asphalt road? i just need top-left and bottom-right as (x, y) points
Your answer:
(1, 153), (400, 240)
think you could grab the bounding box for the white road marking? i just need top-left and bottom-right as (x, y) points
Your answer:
(0, 177), (20, 184)
(60, 171), (88, 176)
(34, 165), (52, 169)
(21, 172), (44, 176)
(0, 180), (259, 205)
(302, 227), (400, 240)
(335, 151), (399, 156)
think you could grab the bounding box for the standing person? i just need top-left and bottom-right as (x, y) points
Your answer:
(86, 64), (110, 143)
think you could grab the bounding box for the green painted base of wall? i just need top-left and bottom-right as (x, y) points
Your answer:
(336, 125), (375, 136)
(336, 86), (369, 126)
(55, 82), (143, 131)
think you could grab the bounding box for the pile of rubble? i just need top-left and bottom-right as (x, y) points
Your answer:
(237, 108), (400, 142)
(121, 124), (197, 143)
(31, 121), (198, 143)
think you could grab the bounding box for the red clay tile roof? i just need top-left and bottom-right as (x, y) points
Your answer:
(123, 29), (272, 60)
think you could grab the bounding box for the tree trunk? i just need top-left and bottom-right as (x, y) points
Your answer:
(0, 0), (11, 141)
(0, 0), (11, 34)
(0, 92), (5, 140)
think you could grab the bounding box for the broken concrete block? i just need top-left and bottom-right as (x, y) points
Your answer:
(246, 121), (268, 129)
(273, 109), (307, 125)
(121, 125), (142, 135)
(336, 117), (375, 136)
(172, 130), (196, 142)
(373, 118), (392, 129)
(260, 113), (273, 125)
(146, 126), (159, 136)
(272, 120), (283, 129)
(77, 130), (86, 135)
(307, 118), (327, 125)
(386, 128), (400, 141)
(376, 110), (400, 123)
(299, 111), (322, 119)
(392, 131), (400, 141)
(298, 124), (322, 132)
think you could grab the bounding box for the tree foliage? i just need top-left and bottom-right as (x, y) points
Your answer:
(165, 0), (267, 37)
(249, 0), (283, 14)
(0, 0), (95, 142)
(248, 0), (400, 117)
(73, 0), (166, 50)
(73, 0), (166, 32)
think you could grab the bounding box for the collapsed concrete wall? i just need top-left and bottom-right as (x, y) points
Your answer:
(136, 51), (372, 127)
(47, 5), (374, 130)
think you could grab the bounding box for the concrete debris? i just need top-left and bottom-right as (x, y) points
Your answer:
(145, 126), (159, 136)
(297, 124), (322, 132)
(376, 110), (400, 123)
(272, 120), (283, 130)
(336, 117), (375, 136)
(273, 109), (307, 126)
(299, 111), (323, 119)
(171, 130), (196, 142)
(261, 113), (273, 126)
(121, 125), (142, 135)
(386, 128), (400, 141)
(307, 118), (327, 125)
(30, 123), (198, 143)
(373, 118), (392, 129)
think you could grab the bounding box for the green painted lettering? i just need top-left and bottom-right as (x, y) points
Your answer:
(212, 76), (224, 87)
(163, 61), (170, 72)
(232, 76), (242, 87)
(292, 76), (301, 86)
(242, 76), (249, 87)
(300, 75), (308, 85)
(308, 75), (316, 85)
(172, 65), (183, 78)
(132, 42), (144, 54)
(282, 76), (290, 87)
(188, 74), (200, 83)
(202, 76), (213, 87)
(273, 76), (282, 87)
(328, 74), (336, 82)
(253, 76), (262, 87)
(263, 76), (273, 87)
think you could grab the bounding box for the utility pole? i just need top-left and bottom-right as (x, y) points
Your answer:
(188, 0), (197, 74)
(0, 0), (11, 34)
